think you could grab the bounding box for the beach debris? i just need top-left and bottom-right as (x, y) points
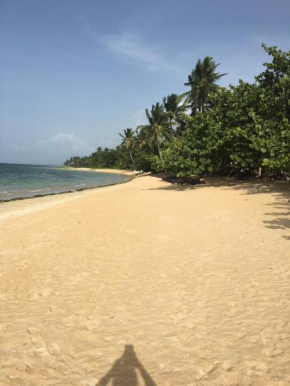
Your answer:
(133, 170), (144, 176)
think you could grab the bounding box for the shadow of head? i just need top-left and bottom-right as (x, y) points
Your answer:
(96, 345), (157, 386)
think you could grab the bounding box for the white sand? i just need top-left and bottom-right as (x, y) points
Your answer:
(0, 176), (289, 385)
(60, 167), (134, 176)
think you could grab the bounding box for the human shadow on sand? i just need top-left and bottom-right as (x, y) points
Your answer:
(96, 345), (157, 386)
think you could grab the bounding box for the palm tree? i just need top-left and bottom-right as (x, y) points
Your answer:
(184, 57), (227, 114)
(119, 128), (135, 164)
(138, 103), (173, 160)
(163, 93), (187, 130)
(135, 128), (150, 152)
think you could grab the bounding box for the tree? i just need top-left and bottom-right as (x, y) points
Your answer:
(161, 45), (290, 177)
(163, 93), (187, 131)
(213, 45), (290, 174)
(138, 103), (173, 160)
(135, 128), (150, 152)
(64, 45), (290, 177)
(253, 45), (290, 172)
(184, 56), (227, 114)
(119, 128), (136, 164)
(160, 113), (221, 176)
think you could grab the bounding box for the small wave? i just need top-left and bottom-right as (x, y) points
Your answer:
(31, 188), (48, 193)
(76, 183), (86, 187)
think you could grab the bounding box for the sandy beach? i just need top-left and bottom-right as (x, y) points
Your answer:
(0, 175), (290, 386)
(60, 167), (134, 176)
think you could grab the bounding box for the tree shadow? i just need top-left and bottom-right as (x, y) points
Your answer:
(96, 345), (157, 386)
(147, 175), (290, 239)
(263, 196), (290, 236)
(148, 175), (290, 194)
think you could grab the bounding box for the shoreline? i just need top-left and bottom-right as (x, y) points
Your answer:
(0, 177), (136, 222)
(1, 175), (289, 220)
(0, 175), (135, 222)
(0, 168), (134, 204)
(60, 166), (134, 176)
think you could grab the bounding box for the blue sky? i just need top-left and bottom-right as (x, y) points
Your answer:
(0, 0), (289, 165)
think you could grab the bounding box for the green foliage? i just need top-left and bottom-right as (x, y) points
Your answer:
(162, 46), (290, 176)
(138, 103), (174, 160)
(163, 94), (188, 130)
(184, 56), (227, 114)
(64, 147), (122, 169)
(119, 128), (136, 164)
(212, 45), (290, 172)
(133, 154), (160, 172)
(64, 46), (290, 178)
(160, 114), (220, 176)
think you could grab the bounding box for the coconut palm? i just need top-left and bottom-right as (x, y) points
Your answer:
(135, 128), (150, 152)
(184, 57), (227, 114)
(163, 93), (188, 130)
(138, 103), (173, 160)
(119, 128), (135, 164)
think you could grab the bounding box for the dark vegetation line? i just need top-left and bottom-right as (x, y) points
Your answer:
(64, 45), (290, 180)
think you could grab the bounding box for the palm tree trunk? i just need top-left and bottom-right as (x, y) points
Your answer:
(157, 143), (163, 161)
(199, 97), (203, 113)
(129, 150), (134, 164)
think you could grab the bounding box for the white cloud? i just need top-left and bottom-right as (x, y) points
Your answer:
(37, 133), (94, 153)
(2, 134), (94, 165)
(97, 32), (183, 74)
(51, 133), (89, 151)
(38, 132), (122, 153)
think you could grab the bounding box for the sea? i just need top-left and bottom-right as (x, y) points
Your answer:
(0, 163), (130, 202)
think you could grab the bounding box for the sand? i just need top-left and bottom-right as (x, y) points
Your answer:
(0, 175), (289, 386)
(60, 167), (134, 176)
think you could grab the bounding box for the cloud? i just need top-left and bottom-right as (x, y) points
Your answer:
(5, 133), (121, 163)
(97, 32), (183, 74)
(37, 133), (94, 153)
(51, 133), (89, 151)
(1, 134), (95, 165)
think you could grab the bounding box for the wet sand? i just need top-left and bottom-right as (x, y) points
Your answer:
(0, 176), (290, 385)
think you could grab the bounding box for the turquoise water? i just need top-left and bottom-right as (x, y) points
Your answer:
(0, 163), (130, 201)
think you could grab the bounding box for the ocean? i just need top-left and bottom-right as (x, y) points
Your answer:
(0, 163), (130, 201)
